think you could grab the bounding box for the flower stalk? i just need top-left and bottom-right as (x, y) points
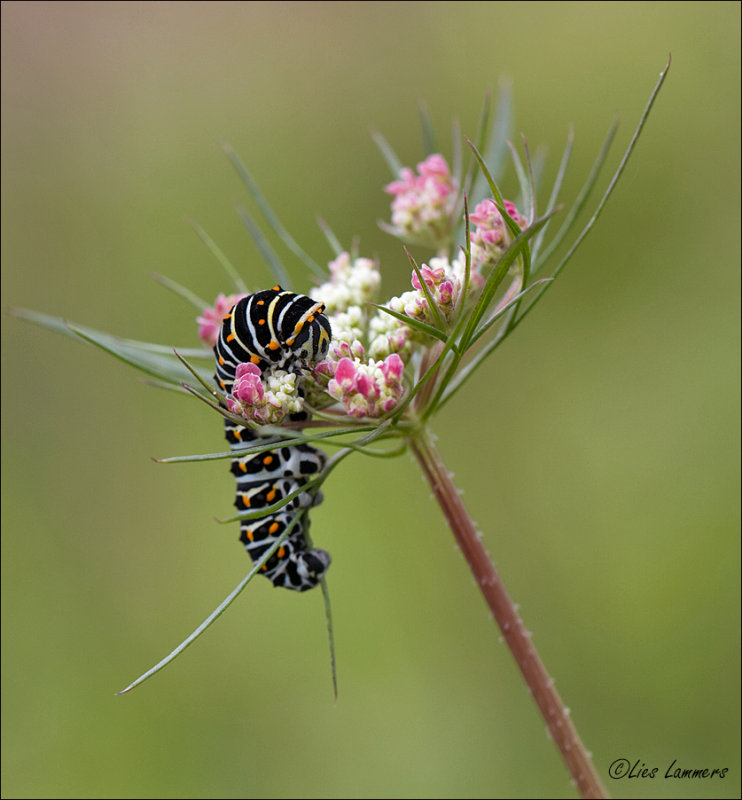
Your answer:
(410, 427), (608, 800)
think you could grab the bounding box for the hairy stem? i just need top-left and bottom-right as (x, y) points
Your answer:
(410, 427), (608, 800)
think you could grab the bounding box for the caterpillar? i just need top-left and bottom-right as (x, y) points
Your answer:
(214, 286), (333, 591)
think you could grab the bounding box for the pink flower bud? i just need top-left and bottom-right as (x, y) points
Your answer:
(313, 359), (334, 378)
(438, 280), (454, 305)
(418, 154), (450, 179)
(231, 362), (264, 405)
(354, 372), (374, 398)
(469, 198), (527, 285)
(381, 353), (404, 381)
(197, 293), (247, 348)
(333, 358), (357, 390)
(469, 199), (498, 226)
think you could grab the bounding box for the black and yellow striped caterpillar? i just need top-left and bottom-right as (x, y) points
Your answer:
(214, 286), (333, 591)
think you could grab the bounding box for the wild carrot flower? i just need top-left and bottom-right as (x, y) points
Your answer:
(326, 354), (405, 418)
(383, 154), (457, 246)
(368, 254), (465, 359)
(309, 252), (380, 313)
(226, 362), (303, 425)
(307, 253), (379, 357)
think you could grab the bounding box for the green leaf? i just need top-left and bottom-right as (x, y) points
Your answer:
(12, 309), (212, 386)
(154, 426), (378, 464)
(468, 138), (505, 208)
(468, 140), (526, 242)
(151, 272), (210, 310)
(187, 219), (248, 294)
(116, 512), (306, 696)
(514, 55), (672, 333)
(459, 197), (473, 309)
(418, 100), (437, 155)
(316, 217), (344, 258)
(237, 205), (293, 290)
(451, 118), (462, 193)
(531, 127), (574, 266)
(320, 577), (338, 702)
(377, 221), (453, 250)
(533, 119), (618, 269)
(458, 207), (561, 352)
(367, 303), (452, 347)
(507, 138), (534, 224)
(468, 277), (553, 347)
(405, 248), (446, 332)
(173, 349), (219, 398)
(222, 142), (327, 281)
(371, 130), (403, 177)
(468, 79), (512, 206)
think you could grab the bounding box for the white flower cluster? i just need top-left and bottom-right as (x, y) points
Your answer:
(227, 363), (304, 426)
(262, 370), (304, 416)
(368, 254), (467, 360)
(309, 252), (380, 315)
(326, 305), (366, 348)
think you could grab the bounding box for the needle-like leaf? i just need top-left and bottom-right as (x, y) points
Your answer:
(223, 142), (327, 281)
(187, 218), (248, 294)
(116, 512), (306, 696)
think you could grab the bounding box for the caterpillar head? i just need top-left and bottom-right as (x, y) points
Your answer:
(285, 302), (332, 367)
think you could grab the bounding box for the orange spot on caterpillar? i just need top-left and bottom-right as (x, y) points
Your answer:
(268, 340), (279, 350)
(226, 333), (235, 342)
(269, 521), (280, 535)
(250, 355), (261, 364)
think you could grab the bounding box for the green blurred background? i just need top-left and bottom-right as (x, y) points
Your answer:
(2, 2), (739, 798)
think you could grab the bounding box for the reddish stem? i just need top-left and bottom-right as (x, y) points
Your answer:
(411, 429), (608, 799)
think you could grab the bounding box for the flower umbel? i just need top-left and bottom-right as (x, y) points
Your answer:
(383, 153), (458, 246)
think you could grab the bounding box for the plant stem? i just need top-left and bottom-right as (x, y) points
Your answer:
(410, 427), (608, 800)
